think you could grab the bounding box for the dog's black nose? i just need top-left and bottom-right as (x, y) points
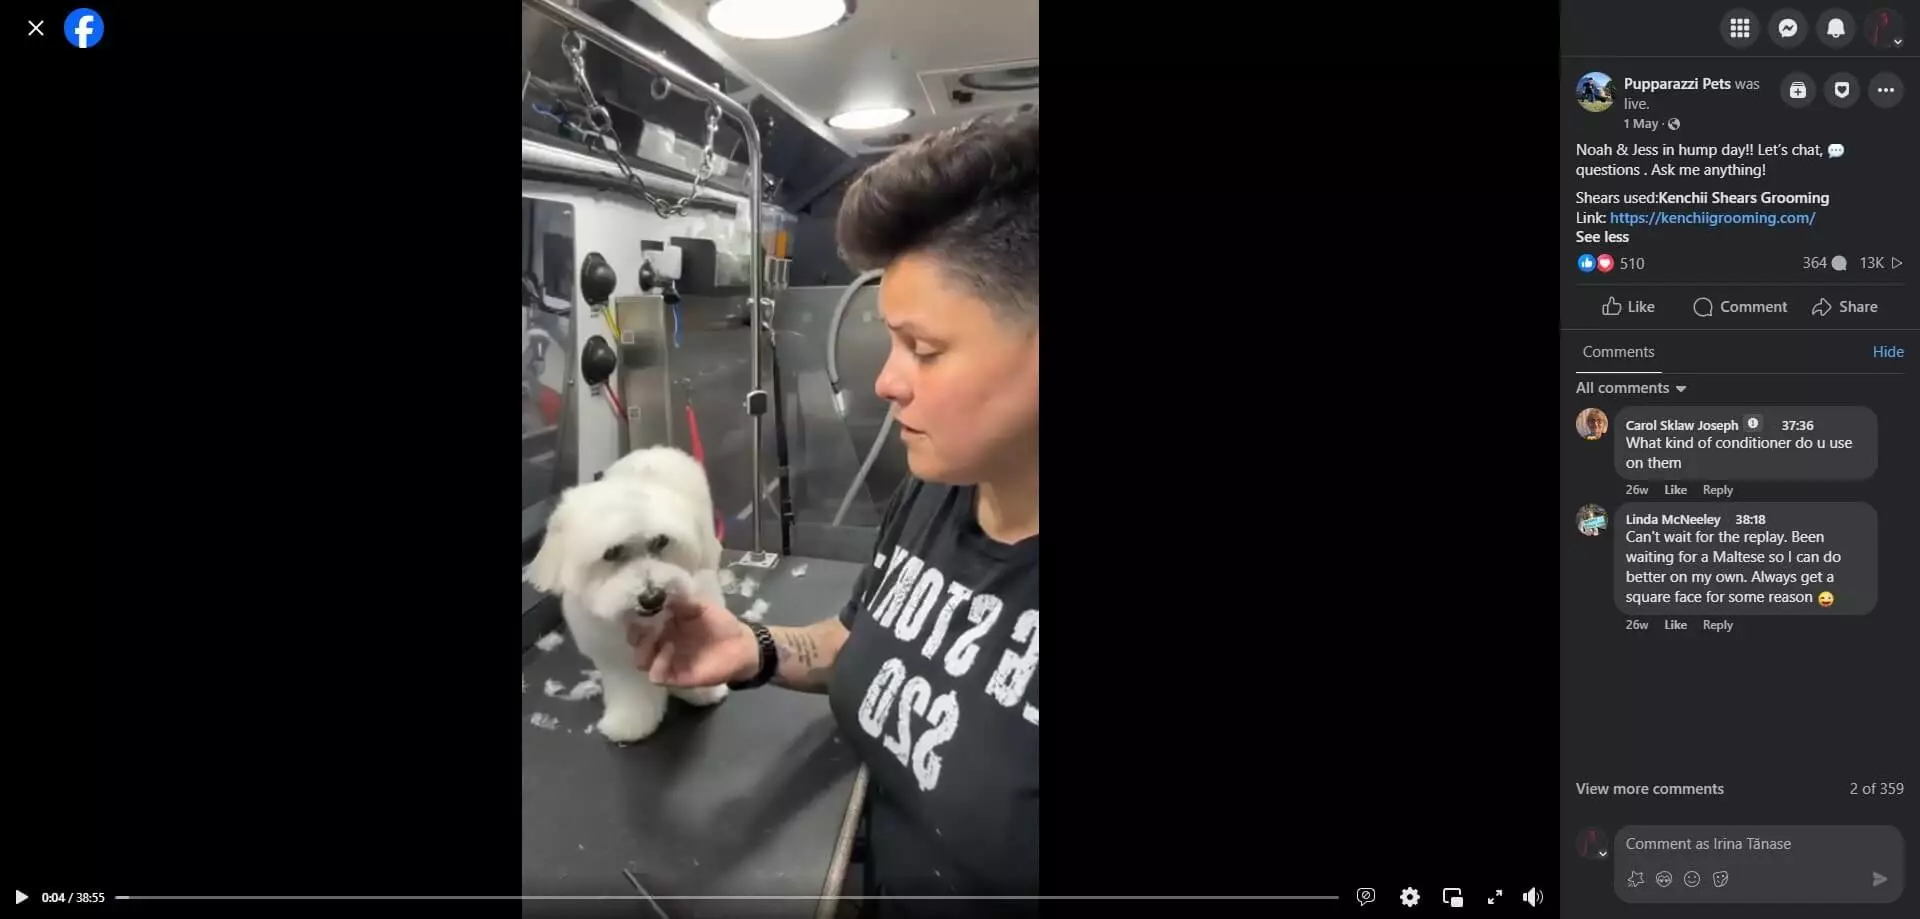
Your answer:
(636, 587), (667, 615)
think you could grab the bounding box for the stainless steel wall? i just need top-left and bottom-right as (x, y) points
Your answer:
(646, 283), (903, 563)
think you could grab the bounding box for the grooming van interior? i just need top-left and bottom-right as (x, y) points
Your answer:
(518, 0), (1036, 913)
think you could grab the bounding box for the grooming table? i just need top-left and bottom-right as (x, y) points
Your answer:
(522, 554), (871, 918)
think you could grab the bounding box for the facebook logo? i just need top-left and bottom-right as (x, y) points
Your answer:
(65, 8), (103, 49)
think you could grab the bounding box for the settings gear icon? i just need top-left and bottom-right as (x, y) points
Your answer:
(1400, 887), (1420, 907)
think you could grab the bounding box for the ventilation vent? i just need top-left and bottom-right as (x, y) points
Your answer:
(918, 60), (1039, 114)
(959, 65), (1038, 92)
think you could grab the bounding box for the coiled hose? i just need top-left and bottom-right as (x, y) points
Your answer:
(827, 270), (894, 528)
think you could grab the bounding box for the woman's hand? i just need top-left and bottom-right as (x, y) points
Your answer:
(627, 595), (758, 687)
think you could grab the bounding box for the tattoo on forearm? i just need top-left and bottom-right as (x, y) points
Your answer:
(770, 624), (840, 693)
(779, 631), (819, 668)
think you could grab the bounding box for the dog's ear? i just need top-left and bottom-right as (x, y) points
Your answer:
(524, 499), (572, 594)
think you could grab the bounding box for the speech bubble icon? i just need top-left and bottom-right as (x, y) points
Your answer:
(1357, 888), (1376, 906)
(1828, 143), (1846, 158)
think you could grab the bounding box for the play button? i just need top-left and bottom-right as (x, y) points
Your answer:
(14, 891), (25, 904)
(1873, 871), (1889, 887)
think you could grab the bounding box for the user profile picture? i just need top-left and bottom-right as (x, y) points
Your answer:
(1576, 407), (1610, 441)
(1577, 504), (1609, 536)
(1577, 827), (1611, 860)
(1576, 72), (1616, 113)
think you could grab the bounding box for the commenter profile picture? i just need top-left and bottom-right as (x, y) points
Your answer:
(1576, 407), (1610, 441)
(1576, 71), (1615, 112)
(1577, 504), (1609, 536)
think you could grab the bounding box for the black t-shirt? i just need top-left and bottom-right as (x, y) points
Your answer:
(827, 478), (1039, 917)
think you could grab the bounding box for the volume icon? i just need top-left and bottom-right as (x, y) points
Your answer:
(1521, 887), (1546, 907)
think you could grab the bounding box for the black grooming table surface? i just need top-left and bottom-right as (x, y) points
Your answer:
(522, 554), (869, 917)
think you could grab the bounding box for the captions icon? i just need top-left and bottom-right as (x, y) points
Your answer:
(1357, 887), (1375, 906)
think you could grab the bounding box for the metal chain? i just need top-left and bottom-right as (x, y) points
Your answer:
(560, 31), (722, 218)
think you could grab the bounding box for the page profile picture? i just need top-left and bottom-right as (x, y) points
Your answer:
(1576, 72), (1616, 112)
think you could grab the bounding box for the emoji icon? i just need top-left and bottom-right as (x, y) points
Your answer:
(1578, 253), (1597, 272)
(1656, 870), (1674, 888)
(1818, 591), (1835, 607)
(1713, 870), (1730, 888)
(1685, 870), (1702, 888)
(1598, 253), (1616, 272)
(1828, 143), (1846, 158)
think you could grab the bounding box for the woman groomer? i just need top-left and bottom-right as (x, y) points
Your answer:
(630, 110), (1040, 918)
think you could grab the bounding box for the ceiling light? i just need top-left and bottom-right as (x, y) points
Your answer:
(706, 0), (848, 41)
(828, 107), (911, 130)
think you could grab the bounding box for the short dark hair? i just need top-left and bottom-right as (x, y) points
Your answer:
(836, 110), (1038, 324)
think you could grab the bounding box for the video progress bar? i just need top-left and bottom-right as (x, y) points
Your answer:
(110, 895), (1343, 901)
(1573, 371), (1905, 375)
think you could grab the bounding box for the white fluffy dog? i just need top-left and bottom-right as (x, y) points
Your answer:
(525, 446), (730, 742)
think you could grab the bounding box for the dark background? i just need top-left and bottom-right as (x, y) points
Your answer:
(1560, 1), (1916, 916)
(23, 2), (1561, 914)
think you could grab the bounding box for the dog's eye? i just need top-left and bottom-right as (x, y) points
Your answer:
(602, 545), (627, 562)
(646, 534), (670, 553)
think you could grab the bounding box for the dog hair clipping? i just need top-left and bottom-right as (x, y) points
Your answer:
(580, 252), (617, 306)
(581, 335), (618, 388)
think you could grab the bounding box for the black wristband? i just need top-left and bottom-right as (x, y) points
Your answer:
(727, 623), (778, 690)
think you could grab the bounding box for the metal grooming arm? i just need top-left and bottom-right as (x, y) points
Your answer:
(522, 0), (775, 564)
